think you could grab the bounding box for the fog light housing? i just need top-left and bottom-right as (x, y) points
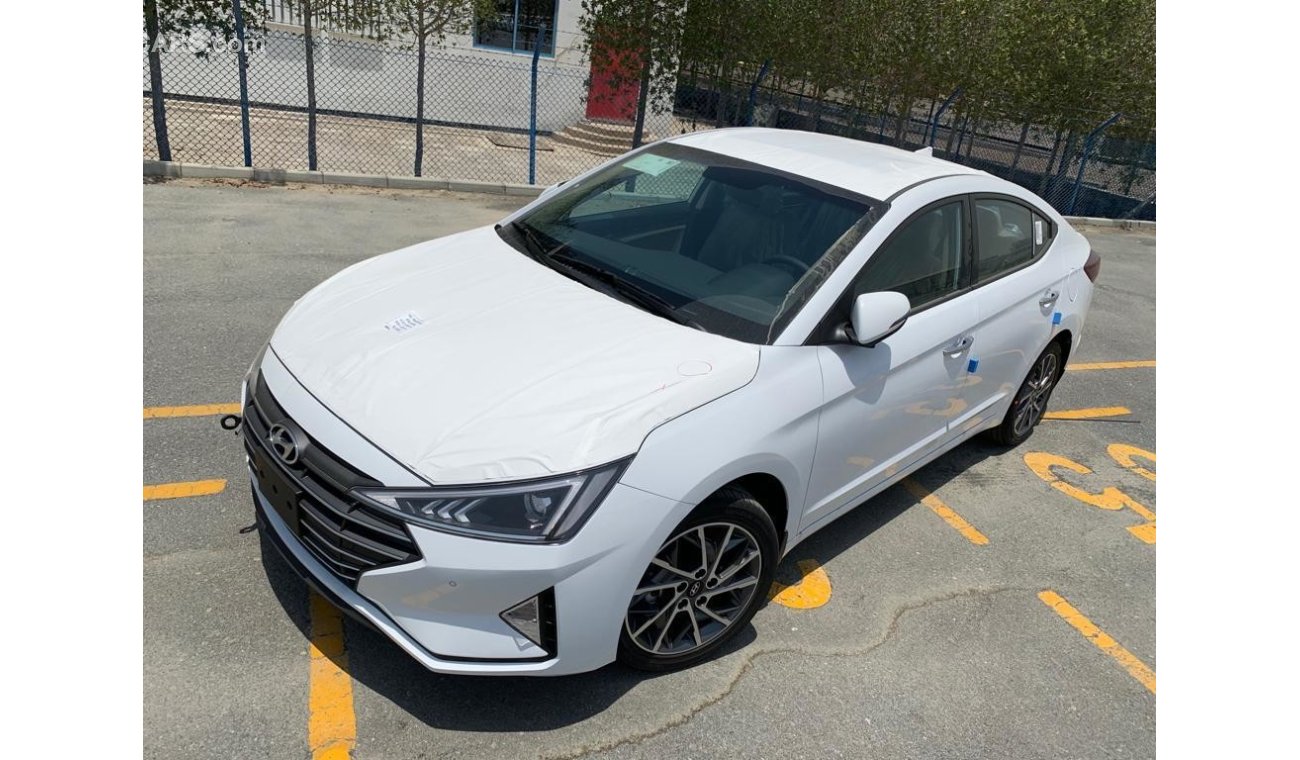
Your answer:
(499, 588), (557, 656)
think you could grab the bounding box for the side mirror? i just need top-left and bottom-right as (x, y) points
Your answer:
(848, 291), (910, 346)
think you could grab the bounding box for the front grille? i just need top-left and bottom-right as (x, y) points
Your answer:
(243, 373), (422, 585)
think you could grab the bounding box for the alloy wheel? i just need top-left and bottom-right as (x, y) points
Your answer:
(624, 522), (763, 656)
(1011, 350), (1060, 437)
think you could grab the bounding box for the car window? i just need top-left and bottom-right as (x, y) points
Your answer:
(568, 160), (707, 218)
(853, 201), (965, 309)
(1032, 211), (1055, 257)
(974, 198), (1035, 283)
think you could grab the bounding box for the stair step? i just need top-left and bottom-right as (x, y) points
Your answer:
(550, 119), (656, 157)
(571, 120), (641, 139)
(550, 132), (629, 157)
(561, 129), (637, 150)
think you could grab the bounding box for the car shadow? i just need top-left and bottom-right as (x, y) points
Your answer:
(255, 434), (1008, 732)
(770, 435), (1010, 577)
(257, 529), (755, 732)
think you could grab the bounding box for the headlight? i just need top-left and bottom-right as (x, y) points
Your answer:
(242, 342), (269, 408)
(353, 459), (629, 543)
(245, 342), (269, 387)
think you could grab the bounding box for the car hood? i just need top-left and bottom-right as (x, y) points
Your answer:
(270, 225), (761, 484)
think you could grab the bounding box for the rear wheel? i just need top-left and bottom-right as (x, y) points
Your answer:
(990, 342), (1063, 446)
(617, 488), (778, 672)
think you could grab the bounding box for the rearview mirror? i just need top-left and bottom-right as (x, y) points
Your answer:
(849, 291), (910, 346)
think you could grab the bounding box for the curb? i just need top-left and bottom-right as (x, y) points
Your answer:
(1062, 215), (1155, 230)
(145, 161), (1153, 226)
(144, 160), (545, 198)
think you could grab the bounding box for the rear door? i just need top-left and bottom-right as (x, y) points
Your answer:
(960, 195), (1071, 434)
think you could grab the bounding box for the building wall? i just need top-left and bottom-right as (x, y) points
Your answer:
(146, 2), (587, 134)
(146, 1), (676, 140)
(437, 0), (588, 68)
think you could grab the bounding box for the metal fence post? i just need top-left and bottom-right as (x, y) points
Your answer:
(745, 59), (771, 126)
(529, 23), (545, 185)
(232, 0), (253, 167)
(928, 87), (961, 147)
(1067, 112), (1122, 215)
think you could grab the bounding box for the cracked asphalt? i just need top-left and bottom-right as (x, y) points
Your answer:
(145, 179), (1156, 759)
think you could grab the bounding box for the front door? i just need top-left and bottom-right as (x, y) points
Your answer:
(801, 199), (980, 531)
(585, 43), (640, 122)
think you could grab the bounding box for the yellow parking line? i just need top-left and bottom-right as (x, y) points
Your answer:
(902, 477), (989, 546)
(142, 479), (227, 501)
(143, 403), (241, 419)
(1043, 406), (1131, 420)
(1065, 360), (1155, 371)
(308, 591), (357, 760)
(1038, 590), (1155, 694)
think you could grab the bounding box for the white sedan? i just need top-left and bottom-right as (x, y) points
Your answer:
(241, 128), (1098, 675)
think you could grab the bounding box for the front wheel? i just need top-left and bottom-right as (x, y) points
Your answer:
(990, 342), (1063, 447)
(617, 488), (778, 672)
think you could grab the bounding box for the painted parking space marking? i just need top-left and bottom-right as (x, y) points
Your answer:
(144, 403), (242, 419)
(902, 477), (989, 546)
(1065, 360), (1155, 372)
(309, 591), (357, 760)
(1043, 406), (1131, 420)
(1023, 450), (1156, 544)
(1038, 590), (1155, 694)
(143, 479), (227, 501)
(769, 559), (832, 609)
(1108, 443), (1156, 481)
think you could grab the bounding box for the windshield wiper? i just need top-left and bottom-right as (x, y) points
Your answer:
(547, 251), (705, 331)
(506, 219), (568, 262)
(503, 221), (702, 330)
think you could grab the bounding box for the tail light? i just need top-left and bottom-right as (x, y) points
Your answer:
(1083, 249), (1102, 283)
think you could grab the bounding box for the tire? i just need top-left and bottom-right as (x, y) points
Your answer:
(989, 341), (1064, 447)
(617, 487), (779, 672)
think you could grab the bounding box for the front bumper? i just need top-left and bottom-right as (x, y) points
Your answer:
(245, 347), (692, 675)
(252, 468), (685, 676)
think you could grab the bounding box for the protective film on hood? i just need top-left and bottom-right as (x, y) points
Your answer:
(271, 226), (761, 484)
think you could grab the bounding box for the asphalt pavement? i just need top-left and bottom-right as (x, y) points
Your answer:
(144, 178), (1156, 759)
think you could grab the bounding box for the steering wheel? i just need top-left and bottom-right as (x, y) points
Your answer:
(764, 255), (812, 279)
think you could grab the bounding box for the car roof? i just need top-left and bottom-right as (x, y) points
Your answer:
(668, 127), (985, 201)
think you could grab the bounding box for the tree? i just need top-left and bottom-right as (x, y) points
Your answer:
(283, 2), (388, 171)
(379, 0), (496, 176)
(579, 0), (690, 147)
(143, 0), (266, 162)
(668, 0), (1154, 167)
(284, 1), (323, 171)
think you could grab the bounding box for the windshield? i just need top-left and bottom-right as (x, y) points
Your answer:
(500, 143), (883, 343)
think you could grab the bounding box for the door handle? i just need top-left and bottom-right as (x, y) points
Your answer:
(1039, 290), (1060, 308)
(943, 335), (973, 355)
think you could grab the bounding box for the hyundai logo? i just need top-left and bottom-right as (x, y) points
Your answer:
(267, 423), (300, 465)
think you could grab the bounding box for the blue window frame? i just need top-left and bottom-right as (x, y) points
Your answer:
(475, 0), (558, 55)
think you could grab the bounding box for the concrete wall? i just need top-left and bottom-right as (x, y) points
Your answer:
(147, 25), (592, 134)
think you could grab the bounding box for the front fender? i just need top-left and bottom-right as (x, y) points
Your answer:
(619, 346), (824, 545)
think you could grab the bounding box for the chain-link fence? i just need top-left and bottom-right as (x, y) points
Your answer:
(674, 73), (1156, 221)
(144, 29), (1154, 220)
(143, 28), (657, 185)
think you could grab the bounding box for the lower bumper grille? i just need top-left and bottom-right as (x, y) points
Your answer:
(243, 373), (421, 585)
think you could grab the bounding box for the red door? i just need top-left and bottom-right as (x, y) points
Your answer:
(585, 45), (640, 122)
